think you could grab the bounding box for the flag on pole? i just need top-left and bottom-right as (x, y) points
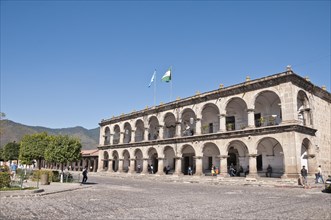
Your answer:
(148, 70), (156, 87)
(161, 67), (172, 82)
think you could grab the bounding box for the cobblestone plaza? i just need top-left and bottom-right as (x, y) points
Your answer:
(1, 174), (330, 219)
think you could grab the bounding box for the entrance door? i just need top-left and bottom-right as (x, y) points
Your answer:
(208, 157), (212, 171)
(257, 155), (262, 171)
(184, 156), (190, 175)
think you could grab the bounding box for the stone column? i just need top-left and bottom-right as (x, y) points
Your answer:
(158, 125), (164, 140)
(194, 156), (203, 176)
(247, 154), (258, 178)
(119, 132), (124, 144)
(131, 130), (135, 143)
(175, 122), (181, 137)
(157, 158), (165, 175)
(141, 158), (150, 174)
(247, 109), (255, 128)
(107, 159), (114, 173)
(93, 158), (98, 172)
(173, 157), (182, 175)
(117, 159), (124, 173)
(109, 134), (113, 145)
(219, 114), (226, 132)
(219, 155), (229, 176)
(129, 159), (136, 174)
(195, 118), (201, 135)
(144, 128), (149, 141)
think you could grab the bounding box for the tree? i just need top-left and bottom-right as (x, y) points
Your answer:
(0, 147), (4, 161)
(2, 141), (20, 162)
(19, 132), (51, 169)
(45, 135), (82, 182)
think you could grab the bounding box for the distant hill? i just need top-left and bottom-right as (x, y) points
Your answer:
(0, 120), (99, 150)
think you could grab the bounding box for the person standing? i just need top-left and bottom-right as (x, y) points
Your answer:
(266, 164), (273, 177)
(82, 166), (88, 184)
(301, 165), (308, 188)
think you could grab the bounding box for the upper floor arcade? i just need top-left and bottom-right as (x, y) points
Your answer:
(99, 70), (331, 147)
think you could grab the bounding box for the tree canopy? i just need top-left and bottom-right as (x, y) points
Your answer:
(2, 141), (20, 162)
(19, 132), (51, 167)
(44, 135), (82, 171)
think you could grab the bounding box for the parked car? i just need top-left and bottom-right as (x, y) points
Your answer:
(325, 176), (331, 193)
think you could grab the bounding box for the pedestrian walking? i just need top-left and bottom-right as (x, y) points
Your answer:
(82, 166), (88, 183)
(315, 165), (324, 184)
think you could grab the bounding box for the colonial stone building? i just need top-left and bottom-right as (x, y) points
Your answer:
(97, 69), (331, 179)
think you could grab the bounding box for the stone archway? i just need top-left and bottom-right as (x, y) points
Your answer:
(103, 151), (109, 171)
(257, 137), (284, 177)
(123, 150), (130, 172)
(112, 151), (119, 172)
(163, 113), (176, 139)
(135, 120), (145, 142)
(225, 98), (248, 131)
(134, 149), (143, 173)
(301, 138), (316, 174)
(227, 141), (249, 176)
(201, 103), (220, 134)
(148, 148), (158, 174)
(164, 146), (176, 172)
(181, 145), (196, 174)
(254, 91), (282, 127)
(202, 142), (220, 174)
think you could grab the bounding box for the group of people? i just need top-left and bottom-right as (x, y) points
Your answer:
(300, 165), (324, 188)
(228, 164), (250, 177)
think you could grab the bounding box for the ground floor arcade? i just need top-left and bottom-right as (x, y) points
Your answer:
(98, 132), (319, 179)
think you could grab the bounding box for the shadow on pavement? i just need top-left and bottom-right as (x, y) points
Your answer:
(81, 182), (98, 185)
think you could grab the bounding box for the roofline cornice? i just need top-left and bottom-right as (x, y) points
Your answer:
(99, 71), (331, 126)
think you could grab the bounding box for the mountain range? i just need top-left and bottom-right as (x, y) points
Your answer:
(0, 120), (99, 150)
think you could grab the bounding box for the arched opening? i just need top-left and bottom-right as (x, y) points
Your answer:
(123, 122), (132, 143)
(227, 141), (249, 176)
(113, 125), (120, 144)
(163, 113), (177, 139)
(123, 150), (130, 172)
(164, 146), (176, 173)
(297, 91), (312, 126)
(103, 151), (109, 171)
(181, 145), (196, 174)
(202, 143), (220, 175)
(225, 98), (248, 131)
(257, 137), (284, 177)
(148, 116), (160, 140)
(201, 103), (220, 134)
(135, 120), (145, 142)
(112, 151), (119, 172)
(254, 91), (282, 127)
(301, 138), (316, 174)
(134, 149), (143, 173)
(148, 148), (158, 174)
(104, 127), (110, 145)
(181, 108), (196, 136)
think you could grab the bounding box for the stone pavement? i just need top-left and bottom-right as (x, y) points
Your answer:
(1, 172), (324, 198)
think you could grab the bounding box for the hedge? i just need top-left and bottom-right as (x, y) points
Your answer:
(0, 172), (11, 188)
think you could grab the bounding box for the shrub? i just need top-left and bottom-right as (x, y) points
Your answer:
(32, 170), (58, 182)
(0, 165), (10, 173)
(0, 172), (11, 188)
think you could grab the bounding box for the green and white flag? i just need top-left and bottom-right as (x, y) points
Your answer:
(161, 67), (171, 82)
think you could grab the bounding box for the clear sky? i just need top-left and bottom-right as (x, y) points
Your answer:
(1, 0), (330, 129)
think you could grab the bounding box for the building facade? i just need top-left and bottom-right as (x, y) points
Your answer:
(98, 70), (331, 179)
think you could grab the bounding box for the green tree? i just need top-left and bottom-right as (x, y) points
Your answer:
(0, 147), (4, 161)
(2, 141), (20, 162)
(19, 132), (51, 169)
(45, 135), (82, 181)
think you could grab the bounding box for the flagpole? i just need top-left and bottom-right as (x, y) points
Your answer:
(154, 70), (156, 106)
(170, 79), (172, 101)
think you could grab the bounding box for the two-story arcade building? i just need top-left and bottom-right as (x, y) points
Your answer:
(97, 69), (331, 179)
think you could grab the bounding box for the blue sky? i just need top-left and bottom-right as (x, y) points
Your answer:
(1, 0), (330, 129)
